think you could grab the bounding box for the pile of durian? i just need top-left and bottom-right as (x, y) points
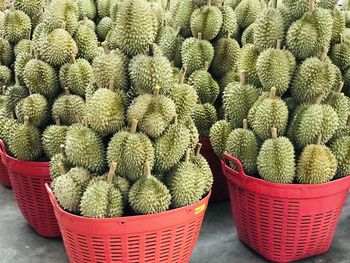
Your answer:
(0, 0), (215, 218)
(209, 0), (350, 184)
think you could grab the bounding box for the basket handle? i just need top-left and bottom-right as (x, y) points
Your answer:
(0, 139), (8, 167)
(45, 183), (58, 208)
(221, 153), (246, 180)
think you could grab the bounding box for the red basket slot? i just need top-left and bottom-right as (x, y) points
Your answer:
(7, 156), (60, 238)
(0, 139), (11, 188)
(221, 153), (350, 263)
(46, 184), (210, 263)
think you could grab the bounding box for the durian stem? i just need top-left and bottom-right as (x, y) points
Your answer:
(224, 114), (229, 122)
(243, 119), (248, 129)
(316, 134), (322, 145)
(269, 87), (277, 100)
(64, 87), (70, 95)
(55, 116), (61, 126)
(15, 76), (19, 86)
(179, 68), (186, 84)
(101, 42), (110, 54)
(337, 82), (344, 93)
(184, 149), (190, 163)
(227, 33), (231, 39)
(75, 115), (82, 124)
(165, 0), (171, 11)
(173, 115), (178, 126)
(144, 161), (151, 178)
(197, 33), (202, 40)
(315, 94), (324, 104)
(320, 48), (329, 61)
(131, 119), (138, 134)
(347, 115), (350, 127)
(23, 115), (30, 127)
(108, 78), (115, 91)
(148, 43), (155, 56)
(107, 162), (117, 184)
(153, 85), (160, 97)
(276, 39), (282, 50)
(271, 127), (278, 139)
(207, 0), (211, 6)
(309, 0), (315, 13)
(58, 163), (67, 176)
(204, 61), (209, 71)
(59, 144), (66, 159)
(240, 72), (246, 85)
(195, 143), (202, 156)
(175, 26), (181, 36)
(340, 34), (344, 44)
(70, 54), (76, 64)
(271, 0), (277, 8)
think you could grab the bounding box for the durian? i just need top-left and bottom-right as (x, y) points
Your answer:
(209, 119), (233, 157)
(96, 17), (113, 41)
(14, 0), (45, 18)
(73, 18), (99, 61)
(15, 93), (48, 127)
(331, 135), (350, 178)
(14, 39), (32, 57)
(235, 0), (261, 29)
(43, 118), (69, 158)
(191, 143), (213, 193)
(3, 80), (29, 113)
(170, 0), (194, 37)
(241, 23), (256, 46)
(238, 43), (261, 86)
(4, 9), (31, 44)
(49, 145), (72, 180)
(0, 37), (14, 66)
(217, 4), (238, 39)
(158, 27), (183, 68)
(76, 0), (96, 20)
(0, 65), (11, 86)
(191, 103), (218, 138)
(329, 40), (350, 71)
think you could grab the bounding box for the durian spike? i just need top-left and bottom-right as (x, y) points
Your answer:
(309, 0), (315, 13)
(64, 87), (71, 95)
(320, 48), (329, 61)
(130, 118), (138, 134)
(240, 71), (246, 85)
(316, 134), (322, 145)
(148, 43), (155, 56)
(55, 116), (61, 126)
(184, 149), (190, 163)
(243, 119), (248, 129)
(197, 32), (202, 40)
(153, 85), (160, 97)
(269, 87), (277, 99)
(346, 115), (350, 127)
(70, 54), (76, 64)
(144, 161), (151, 179)
(175, 26), (181, 36)
(271, 0), (277, 8)
(58, 163), (67, 175)
(271, 127), (278, 139)
(108, 78), (115, 91)
(23, 115), (30, 127)
(276, 39), (282, 50)
(178, 68), (186, 84)
(315, 94), (324, 104)
(59, 144), (66, 158)
(195, 143), (202, 156)
(107, 162), (117, 184)
(337, 82), (344, 93)
(204, 61), (209, 71)
(101, 42), (110, 54)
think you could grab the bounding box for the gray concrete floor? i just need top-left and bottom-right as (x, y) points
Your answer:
(0, 185), (349, 263)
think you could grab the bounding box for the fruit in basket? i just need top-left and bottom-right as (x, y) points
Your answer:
(129, 161), (171, 214)
(14, 0), (45, 18)
(331, 8), (345, 43)
(52, 165), (91, 213)
(248, 87), (289, 141)
(0, 38), (14, 66)
(85, 82), (126, 136)
(235, 0), (261, 30)
(210, 119), (233, 157)
(331, 135), (350, 178)
(329, 41), (350, 71)
(97, 17), (112, 41)
(217, 4), (238, 39)
(226, 119), (258, 175)
(9, 116), (42, 161)
(4, 81), (29, 113)
(257, 128), (296, 183)
(170, 0), (194, 37)
(191, 103), (217, 137)
(0, 65), (11, 86)
(50, 145), (72, 180)
(179, 117), (200, 150)
(74, 18), (99, 61)
(238, 44), (261, 86)
(76, 0), (96, 20)
(107, 119), (155, 182)
(80, 163), (124, 218)
(191, 143), (213, 193)
(65, 122), (107, 173)
(14, 39), (32, 57)
(14, 52), (32, 84)
(297, 134), (337, 184)
(43, 118), (69, 158)
(129, 43), (174, 95)
(158, 27), (183, 68)
(15, 93), (48, 127)
(127, 86), (176, 138)
(190, 0), (223, 41)
(4, 9), (31, 44)
(0, 117), (19, 150)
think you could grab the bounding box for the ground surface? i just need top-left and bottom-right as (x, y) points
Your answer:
(0, 186), (349, 263)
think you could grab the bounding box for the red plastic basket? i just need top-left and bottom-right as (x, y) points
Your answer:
(199, 137), (229, 202)
(0, 140), (11, 188)
(221, 153), (350, 263)
(1, 143), (60, 238)
(46, 184), (210, 263)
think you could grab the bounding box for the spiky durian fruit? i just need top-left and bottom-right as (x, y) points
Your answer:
(235, 0), (261, 30)
(107, 119), (155, 182)
(0, 38), (13, 66)
(329, 41), (350, 71)
(331, 8), (345, 44)
(0, 65), (11, 86)
(9, 116), (42, 161)
(223, 73), (261, 128)
(14, 51), (32, 84)
(331, 135), (350, 178)
(167, 150), (205, 208)
(85, 84), (126, 136)
(219, 70), (240, 93)
(179, 117), (199, 150)
(127, 86), (176, 138)
(253, 3), (284, 51)
(154, 116), (191, 172)
(0, 117), (19, 151)
(248, 87), (289, 141)
(4, 9), (31, 44)
(191, 143), (213, 193)
(226, 119), (258, 175)
(148, 1), (164, 36)
(129, 44), (174, 95)
(52, 165), (91, 213)
(297, 135), (337, 184)
(181, 33), (214, 76)
(15, 94), (48, 127)
(294, 95), (339, 149)
(77, 0), (96, 19)
(40, 28), (78, 66)
(217, 4), (238, 39)
(129, 161), (171, 214)
(190, 0), (223, 40)
(92, 46), (127, 91)
(97, 17), (112, 41)
(241, 23), (256, 46)
(97, 0), (113, 17)
(188, 63), (219, 104)
(43, 118), (69, 158)
(257, 128), (295, 183)
(210, 36), (240, 79)
(14, 0), (45, 18)
(3, 81), (28, 113)
(168, 70), (198, 119)
(73, 18), (99, 61)
(193, 0), (223, 6)
(50, 145), (72, 180)
(210, 119), (232, 157)
(59, 57), (94, 97)
(331, 116), (350, 142)
(110, 0), (156, 56)
(158, 27), (183, 68)
(65, 123), (106, 172)
(256, 42), (296, 95)
(43, 0), (79, 35)
(291, 53), (335, 104)
(14, 39), (32, 57)
(170, 0), (194, 37)
(191, 103), (217, 138)
(52, 88), (85, 126)
(238, 43), (260, 86)
(80, 163), (124, 218)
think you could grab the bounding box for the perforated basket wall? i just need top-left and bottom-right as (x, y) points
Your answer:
(221, 153), (350, 263)
(3, 147), (60, 237)
(199, 137), (228, 202)
(0, 140), (11, 188)
(46, 184), (210, 263)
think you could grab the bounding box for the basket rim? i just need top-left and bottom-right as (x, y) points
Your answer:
(46, 183), (211, 223)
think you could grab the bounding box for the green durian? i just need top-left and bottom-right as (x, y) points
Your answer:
(191, 143), (213, 193)
(210, 37), (240, 79)
(219, 70), (240, 94)
(109, 0), (119, 20)
(190, 0), (223, 40)
(257, 127), (296, 183)
(52, 88), (85, 126)
(329, 41), (350, 71)
(129, 161), (171, 214)
(74, 18), (99, 61)
(158, 27), (183, 68)
(80, 163), (124, 218)
(225, 119), (258, 175)
(217, 4), (238, 39)
(14, 51), (32, 84)
(0, 117), (19, 150)
(14, 0), (45, 18)
(238, 44), (261, 86)
(77, 0), (96, 20)
(193, 0), (223, 6)
(287, 103), (309, 143)
(129, 44), (174, 95)
(3, 81), (29, 113)
(235, 0), (261, 29)
(96, 16), (113, 41)
(65, 123), (107, 173)
(179, 117), (199, 150)
(170, 0), (194, 37)
(0, 65), (11, 86)
(43, 118), (69, 158)
(4, 9), (31, 44)
(241, 23), (255, 46)
(188, 63), (219, 104)
(331, 135), (350, 178)
(9, 116), (42, 161)
(297, 135), (337, 184)
(107, 119), (155, 182)
(148, 1), (164, 38)
(156, 24), (175, 43)
(97, 0), (113, 17)
(49, 145), (72, 180)
(248, 87), (289, 141)
(52, 166), (91, 213)
(181, 33), (214, 76)
(15, 94), (48, 127)
(331, 8), (345, 43)
(191, 103), (218, 138)
(14, 39), (32, 57)
(0, 37), (14, 66)
(209, 119), (233, 157)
